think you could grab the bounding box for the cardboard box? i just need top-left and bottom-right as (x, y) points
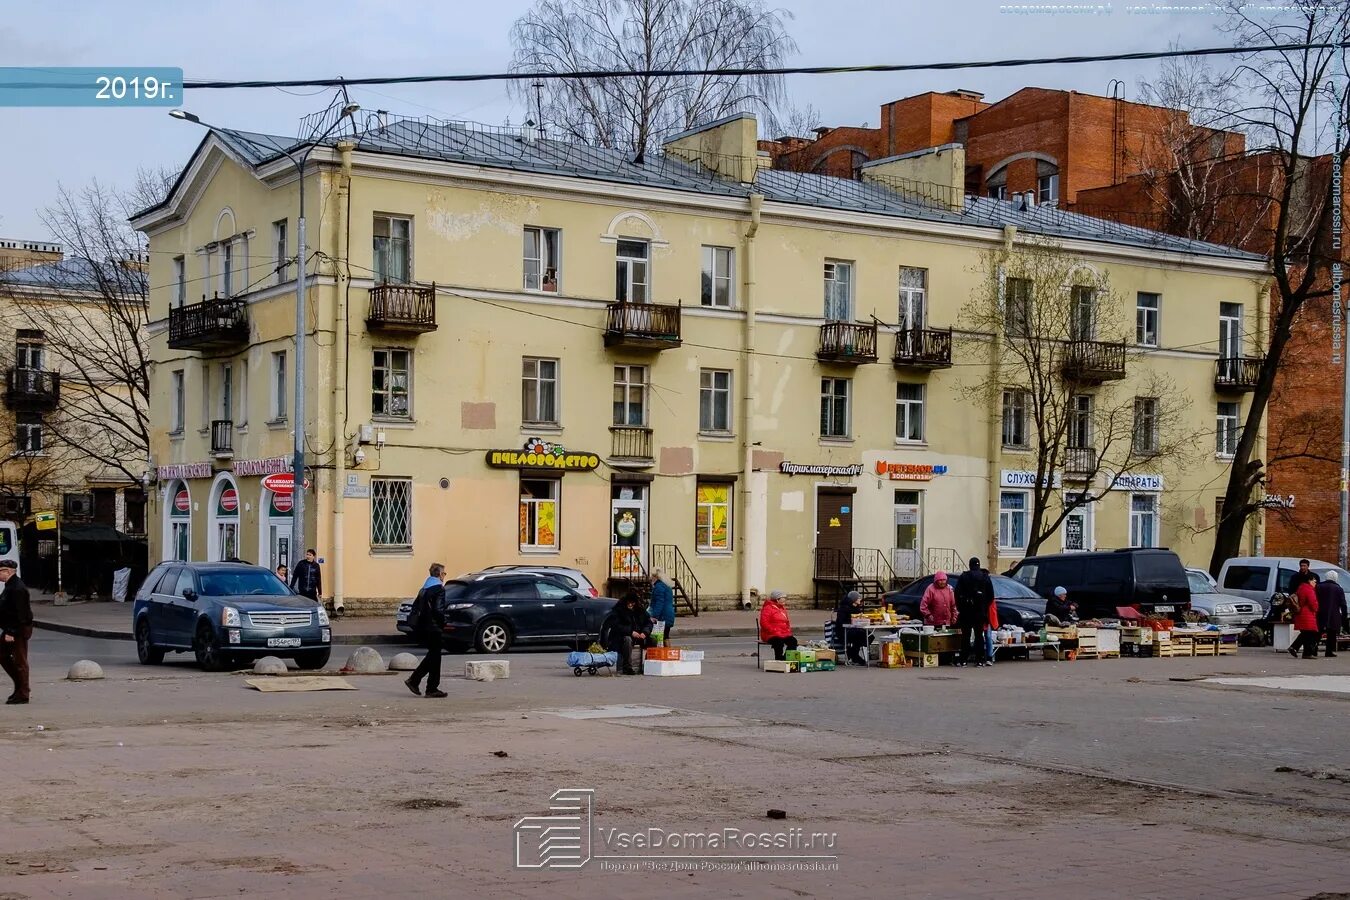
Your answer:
(645, 647), (680, 661)
(679, 650), (705, 661)
(763, 659), (798, 673)
(813, 649), (837, 663)
(904, 651), (938, 668)
(784, 650), (802, 662)
(643, 659), (701, 677)
(877, 641), (905, 668)
(817, 660), (836, 671)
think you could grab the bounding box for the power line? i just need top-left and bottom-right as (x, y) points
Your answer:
(181, 41), (1350, 91)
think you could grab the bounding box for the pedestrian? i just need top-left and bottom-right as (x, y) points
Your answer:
(956, 557), (994, 668)
(0, 559), (33, 705)
(1046, 586), (1077, 625)
(986, 590), (1000, 665)
(649, 569), (676, 646)
(421, 562), (446, 591)
(608, 591), (652, 675)
(920, 571), (957, 628)
(1289, 572), (1322, 659)
(405, 569), (448, 698)
(835, 589), (867, 665)
(274, 563), (288, 584)
(759, 590), (798, 660)
(1316, 569), (1347, 658)
(291, 549), (331, 614)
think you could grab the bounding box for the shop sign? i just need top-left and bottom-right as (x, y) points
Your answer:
(1260, 494), (1296, 510)
(1108, 473), (1163, 492)
(217, 487), (239, 517)
(261, 472), (294, 495)
(876, 461), (948, 481)
(343, 474), (370, 500)
(486, 438), (600, 472)
(157, 462), (213, 481)
(779, 461), (863, 477)
(233, 456), (292, 477)
(1000, 469), (1062, 489)
(171, 488), (191, 517)
(270, 492), (294, 515)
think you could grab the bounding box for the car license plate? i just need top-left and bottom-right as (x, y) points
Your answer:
(396, 611), (408, 621)
(1154, 605), (1175, 613)
(267, 637), (301, 648)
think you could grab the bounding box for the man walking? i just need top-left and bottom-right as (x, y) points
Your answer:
(1315, 569), (1346, 658)
(405, 568), (448, 698)
(956, 557), (994, 668)
(0, 559), (33, 704)
(291, 549), (332, 615)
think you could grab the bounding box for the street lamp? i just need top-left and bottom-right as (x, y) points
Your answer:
(169, 104), (359, 580)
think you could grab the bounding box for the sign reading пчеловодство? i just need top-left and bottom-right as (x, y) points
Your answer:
(487, 438), (600, 472)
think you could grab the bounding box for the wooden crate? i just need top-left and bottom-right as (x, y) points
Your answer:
(1217, 642), (1238, 655)
(1043, 645), (1076, 661)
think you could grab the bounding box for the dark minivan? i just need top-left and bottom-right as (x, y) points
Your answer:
(1009, 549), (1191, 620)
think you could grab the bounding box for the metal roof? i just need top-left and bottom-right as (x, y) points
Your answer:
(0, 256), (147, 293)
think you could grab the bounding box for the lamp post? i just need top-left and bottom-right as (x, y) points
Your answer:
(170, 105), (358, 575)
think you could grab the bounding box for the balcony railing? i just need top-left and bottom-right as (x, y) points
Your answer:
(210, 419), (234, 458)
(4, 368), (59, 409)
(603, 301), (682, 350)
(167, 295), (249, 351)
(892, 327), (953, 370)
(817, 321), (878, 365)
(1065, 445), (1098, 476)
(609, 425), (654, 464)
(367, 282), (437, 333)
(1215, 356), (1262, 393)
(1061, 340), (1126, 383)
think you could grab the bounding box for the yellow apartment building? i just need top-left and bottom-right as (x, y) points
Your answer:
(132, 113), (1269, 613)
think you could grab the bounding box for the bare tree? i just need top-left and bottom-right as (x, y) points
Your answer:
(959, 237), (1194, 555)
(510, 0), (797, 155)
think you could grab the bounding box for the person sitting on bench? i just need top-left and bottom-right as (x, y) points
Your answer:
(608, 591), (652, 675)
(835, 589), (867, 665)
(759, 590), (798, 660)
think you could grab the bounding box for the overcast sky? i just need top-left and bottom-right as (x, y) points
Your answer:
(0, 0), (1224, 243)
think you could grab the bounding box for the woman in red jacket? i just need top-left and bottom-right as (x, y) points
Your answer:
(758, 590), (798, 660)
(920, 571), (958, 627)
(1290, 573), (1322, 660)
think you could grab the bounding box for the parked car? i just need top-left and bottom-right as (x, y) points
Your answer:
(1185, 568), (1265, 627)
(395, 570), (616, 652)
(1216, 556), (1350, 607)
(476, 564), (600, 597)
(133, 562), (331, 671)
(881, 574), (1047, 630)
(1009, 549), (1191, 620)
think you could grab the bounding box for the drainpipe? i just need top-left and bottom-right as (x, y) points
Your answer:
(332, 141), (354, 611)
(987, 225), (1017, 568)
(740, 193), (763, 607)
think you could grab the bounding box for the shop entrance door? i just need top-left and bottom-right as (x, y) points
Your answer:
(610, 484), (648, 579)
(815, 488), (855, 578)
(892, 490), (922, 578)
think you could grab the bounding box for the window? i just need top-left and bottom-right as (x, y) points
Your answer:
(895, 383), (924, 442)
(615, 240), (649, 303)
(1037, 171), (1060, 205)
(171, 369), (185, 433)
(999, 491), (1028, 551)
(1216, 401), (1240, 457)
(1223, 564), (1270, 593)
(522, 357), (559, 425)
(1063, 492), (1092, 552)
(519, 478), (559, 551)
(523, 226), (560, 292)
(987, 168), (1007, 200)
(820, 377), (851, 438)
(270, 351), (287, 420)
(222, 241), (234, 297)
(823, 261), (853, 321)
(612, 364), (647, 426)
(1002, 389), (1030, 448)
(172, 256), (186, 307)
(701, 246), (734, 308)
(988, 184), (1007, 201)
(1004, 277), (1032, 337)
(219, 363), (232, 421)
(696, 482), (732, 551)
(1219, 301), (1243, 360)
(273, 220), (289, 283)
(237, 365), (249, 427)
(1069, 394), (1092, 448)
(898, 267), (927, 332)
(1130, 493), (1158, 548)
(200, 364), (210, 429)
(15, 412), (42, 453)
(1136, 293), (1160, 347)
(1070, 286), (1095, 341)
(15, 330), (43, 371)
(699, 369), (733, 433)
(373, 214), (412, 284)
(372, 348), (411, 418)
(370, 477), (412, 549)
(1133, 397), (1159, 454)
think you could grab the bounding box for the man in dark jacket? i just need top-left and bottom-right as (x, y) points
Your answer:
(404, 575), (448, 698)
(1316, 569), (1348, 658)
(0, 560), (33, 704)
(955, 557), (994, 668)
(608, 591), (652, 675)
(290, 549), (328, 612)
(835, 589), (866, 665)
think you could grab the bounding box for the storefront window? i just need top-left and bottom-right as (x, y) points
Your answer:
(520, 478), (559, 552)
(999, 491), (1027, 551)
(1130, 493), (1158, 548)
(696, 482), (731, 551)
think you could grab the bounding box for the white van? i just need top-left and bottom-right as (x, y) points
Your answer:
(1217, 556), (1350, 609)
(0, 520), (18, 575)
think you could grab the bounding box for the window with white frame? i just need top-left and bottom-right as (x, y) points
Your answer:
(222, 242), (234, 297)
(273, 219), (289, 283)
(1216, 401), (1240, 457)
(372, 348), (411, 418)
(1069, 394), (1092, 449)
(15, 411), (42, 454)
(237, 364), (249, 427)
(1002, 389), (1030, 448)
(696, 481), (732, 551)
(199, 364), (210, 430)
(270, 350), (287, 420)
(699, 369), (733, 433)
(523, 226), (560, 292)
(987, 168), (1007, 200)
(701, 246), (734, 308)
(999, 491), (1028, 551)
(895, 383), (924, 442)
(823, 260), (853, 321)
(373, 215), (412, 284)
(612, 364), (647, 426)
(1130, 493), (1159, 548)
(522, 357), (559, 425)
(1070, 286), (1095, 341)
(371, 477), (412, 548)
(15, 330), (43, 371)
(519, 478), (559, 551)
(172, 256), (186, 308)
(1133, 397), (1159, 454)
(820, 377), (851, 438)
(1136, 293), (1160, 347)
(219, 363), (232, 422)
(171, 369), (185, 433)
(615, 240), (649, 303)
(1037, 167), (1060, 205)
(1004, 276), (1032, 337)
(898, 267), (927, 332)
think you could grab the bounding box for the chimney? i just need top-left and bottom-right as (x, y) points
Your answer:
(662, 113), (760, 183)
(858, 143), (966, 211)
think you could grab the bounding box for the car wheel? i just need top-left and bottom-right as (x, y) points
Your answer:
(474, 619), (512, 654)
(194, 621), (231, 672)
(135, 619), (164, 665)
(295, 649), (330, 670)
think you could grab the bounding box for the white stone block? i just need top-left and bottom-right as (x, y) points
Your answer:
(66, 659), (104, 680)
(465, 659), (510, 681)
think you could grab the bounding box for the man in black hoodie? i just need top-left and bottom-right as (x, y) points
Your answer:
(0, 560), (33, 704)
(608, 591), (652, 675)
(955, 557), (994, 668)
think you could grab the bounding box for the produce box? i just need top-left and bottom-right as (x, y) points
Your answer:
(763, 659), (798, 673)
(784, 650), (802, 662)
(817, 660), (837, 671)
(904, 651), (939, 668)
(923, 633), (962, 654)
(645, 647), (680, 661)
(900, 632), (923, 652)
(644, 659), (701, 677)
(813, 649), (837, 663)
(877, 641), (905, 668)
(679, 650), (705, 661)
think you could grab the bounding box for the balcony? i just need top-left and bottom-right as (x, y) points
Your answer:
(167, 295), (249, 351)
(210, 420), (234, 458)
(1061, 340), (1126, 384)
(609, 425), (654, 467)
(817, 321), (878, 365)
(367, 282), (437, 334)
(4, 368), (59, 410)
(1215, 356), (1262, 393)
(1065, 446), (1098, 477)
(604, 301), (681, 350)
(892, 328), (953, 370)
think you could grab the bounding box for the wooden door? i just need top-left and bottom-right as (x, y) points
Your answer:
(815, 489), (854, 577)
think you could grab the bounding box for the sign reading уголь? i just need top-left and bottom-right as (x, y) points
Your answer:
(487, 438), (600, 472)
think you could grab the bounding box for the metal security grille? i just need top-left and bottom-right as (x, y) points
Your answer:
(371, 477), (412, 547)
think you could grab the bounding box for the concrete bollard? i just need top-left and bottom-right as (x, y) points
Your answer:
(344, 646), (386, 674)
(465, 659), (510, 682)
(252, 656), (288, 675)
(66, 660), (104, 681)
(388, 652), (419, 672)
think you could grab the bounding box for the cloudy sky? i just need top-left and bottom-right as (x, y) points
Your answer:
(0, 0), (1225, 242)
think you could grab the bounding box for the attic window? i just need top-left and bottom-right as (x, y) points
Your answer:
(986, 167), (1007, 200)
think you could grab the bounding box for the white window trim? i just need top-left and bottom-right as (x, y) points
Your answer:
(523, 356), (561, 426)
(1002, 389), (1030, 449)
(823, 259), (854, 321)
(372, 347), (413, 420)
(615, 239), (650, 304)
(895, 382), (925, 443)
(699, 368), (734, 434)
(820, 377), (852, 439)
(519, 477), (560, 553)
(701, 245), (735, 309)
(695, 481), (733, 553)
(1216, 402), (1240, 458)
(274, 219), (290, 284)
(1062, 492), (1094, 553)
(170, 369), (186, 434)
(172, 256), (186, 308)
(1136, 292), (1161, 348)
(612, 364), (648, 427)
(523, 226), (561, 293)
(998, 490), (1029, 552)
(373, 213), (414, 284)
(1129, 492), (1160, 549)
(269, 350), (288, 422)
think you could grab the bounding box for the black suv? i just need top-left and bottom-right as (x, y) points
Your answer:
(1008, 549), (1191, 620)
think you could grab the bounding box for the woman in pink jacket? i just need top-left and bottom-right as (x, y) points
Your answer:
(920, 571), (958, 627)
